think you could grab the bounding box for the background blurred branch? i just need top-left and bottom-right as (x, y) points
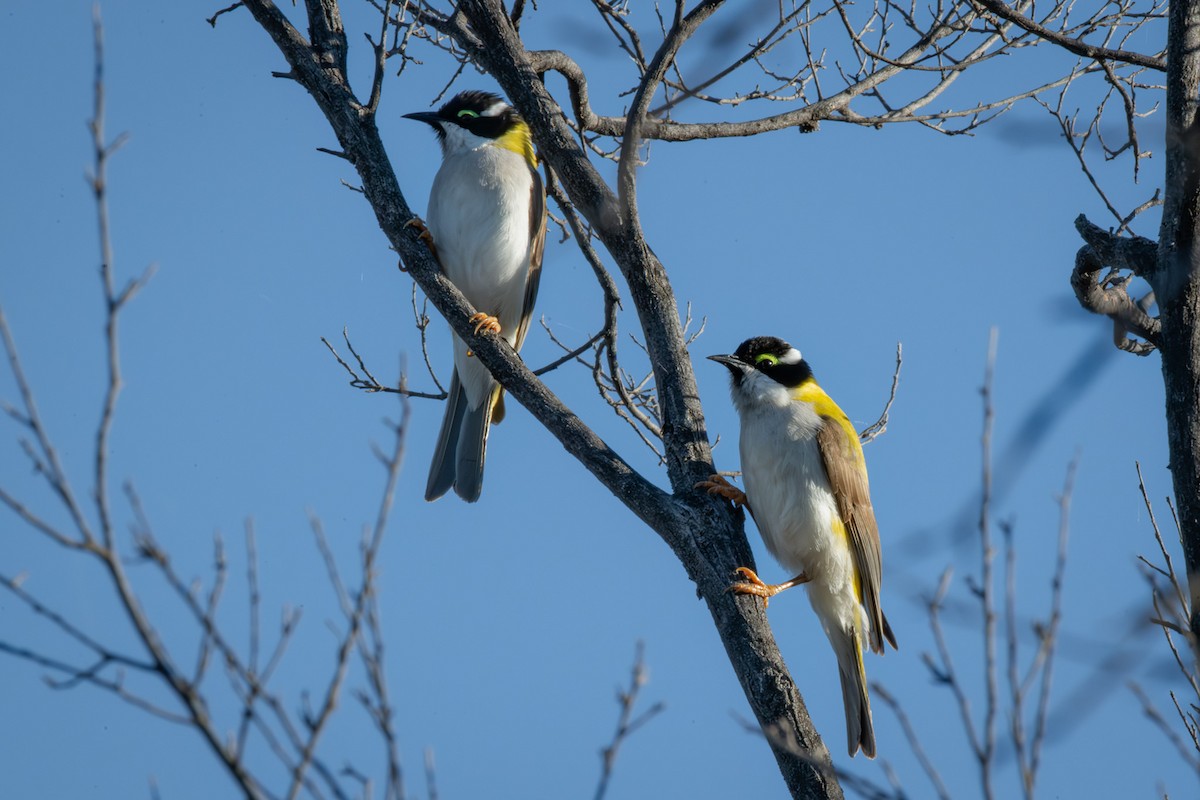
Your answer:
(0, 15), (412, 797)
(592, 641), (665, 800)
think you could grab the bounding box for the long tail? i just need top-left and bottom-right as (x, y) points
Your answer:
(450, 387), (495, 503)
(426, 371), (468, 502)
(424, 370), (497, 503)
(831, 622), (875, 758)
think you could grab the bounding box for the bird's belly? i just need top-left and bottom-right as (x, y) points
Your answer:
(427, 157), (532, 339)
(741, 425), (853, 589)
(745, 454), (860, 635)
(426, 149), (535, 409)
(749, 469), (841, 574)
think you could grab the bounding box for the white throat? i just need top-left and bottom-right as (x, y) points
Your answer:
(440, 124), (495, 155)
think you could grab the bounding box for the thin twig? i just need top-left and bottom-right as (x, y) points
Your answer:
(860, 343), (902, 444)
(978, 327), (999, 800)
(871, 684), (952, 800)
(593, 642), (666, 800)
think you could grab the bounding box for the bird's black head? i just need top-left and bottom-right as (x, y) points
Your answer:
(708, 336), (812, 388)
(403, 90), (522, 143)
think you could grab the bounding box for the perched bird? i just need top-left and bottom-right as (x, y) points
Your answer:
(700, 336), (897, 758)
(404, 90), (547, 503)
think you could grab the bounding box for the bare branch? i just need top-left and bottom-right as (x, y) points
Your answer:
(365, 0), (394, 114)
(321, 326), (447, 399)
(970, 0), (1165, 71)
(978, 328), (1000, 800)
(870, 684), (952, 800)
(1071, 215), (1161, 355)
(859, 343), (902, 445)
(207, 2), (245, 27)
(592, 642), (665, 800)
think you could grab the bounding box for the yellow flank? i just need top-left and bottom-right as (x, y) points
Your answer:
(833, 518), (865, 604)
(489, 384), (505, 423)
(495, 120), (538, 169)
(793, 378), (866, 468)
(802, 377), (868, 606)
(830, 517), (850, 546)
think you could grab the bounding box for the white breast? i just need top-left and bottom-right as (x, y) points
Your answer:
(734, 374), (850, 587)
(427, 146), (533, 323)
(426, 145), (535, 408)
(733, 371), (867, 645)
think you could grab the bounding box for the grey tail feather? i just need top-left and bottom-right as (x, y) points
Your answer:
(425, 372), (468, 502)
(833, 626), (876, 759)
(881, 611), (898, 651)
(451, 389), (495, 503)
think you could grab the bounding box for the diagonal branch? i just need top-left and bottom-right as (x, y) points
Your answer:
(240, 0), (676, 530)
(970, 0), (1165, 71)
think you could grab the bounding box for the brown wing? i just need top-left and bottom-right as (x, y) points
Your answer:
(492, 162), (547, 425)
(512, 162), (547, 353)
(816, 415), (896, 654)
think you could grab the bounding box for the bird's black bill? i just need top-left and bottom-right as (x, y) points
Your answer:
(403, 111), (443, 126)
(707, 353), (749, 380)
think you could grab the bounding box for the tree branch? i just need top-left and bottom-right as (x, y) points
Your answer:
(970, 0), (1166, 71)
(1071, 215), (1161, 355)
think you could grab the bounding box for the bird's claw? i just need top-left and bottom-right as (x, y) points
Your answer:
(727, 567), (775, 608)
(695, 474), (748, 507)
(404, 217), (437, 255)
(726, 566), (809, 609)
(464, 313), (503, 357)
(469, 313), (502, 336)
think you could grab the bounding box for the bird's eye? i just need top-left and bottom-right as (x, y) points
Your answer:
(754, 353), (779, 367)
(456, 109), (480, 119)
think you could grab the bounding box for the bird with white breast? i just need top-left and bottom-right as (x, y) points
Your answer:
(700, 335), (897, 758)
(404, 90), (547, 503)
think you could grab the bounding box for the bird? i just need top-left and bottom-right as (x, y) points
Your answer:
(699, 335), (897, 758)
(404, 90), (547, 503)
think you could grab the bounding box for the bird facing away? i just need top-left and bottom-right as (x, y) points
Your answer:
(404, 90), (547, 503)
(700, 336), (897, 758)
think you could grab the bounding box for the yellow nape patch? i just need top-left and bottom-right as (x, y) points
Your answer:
(793, 378), (846, 419)
(495, 120), (537, 169)
(795, 379), (865, 465)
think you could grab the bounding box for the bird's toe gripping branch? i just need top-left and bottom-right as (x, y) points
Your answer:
(726, 566), (810, 609)
(464, 313), (502, 358)
(695, 474), (748, 507)
(468, 313), (502, 336)
(404, 216), (438, 258)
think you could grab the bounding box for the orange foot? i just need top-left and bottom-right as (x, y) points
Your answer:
(465, 313), (503, 357)
(726, 566), (810, 609)
(695, 474), (748, 508)
(469, 313), (502, 336)
(404, 217), (437, 257)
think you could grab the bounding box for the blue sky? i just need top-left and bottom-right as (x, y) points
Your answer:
(1, 3), (1190, 798)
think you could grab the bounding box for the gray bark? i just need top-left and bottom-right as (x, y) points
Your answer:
(1156, 0), (1200, 640)
(1070, 1), (1200, 642)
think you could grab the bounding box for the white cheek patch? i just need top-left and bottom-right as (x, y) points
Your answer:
(779, 347), (803, 365)
(482, 100), (509, 117)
